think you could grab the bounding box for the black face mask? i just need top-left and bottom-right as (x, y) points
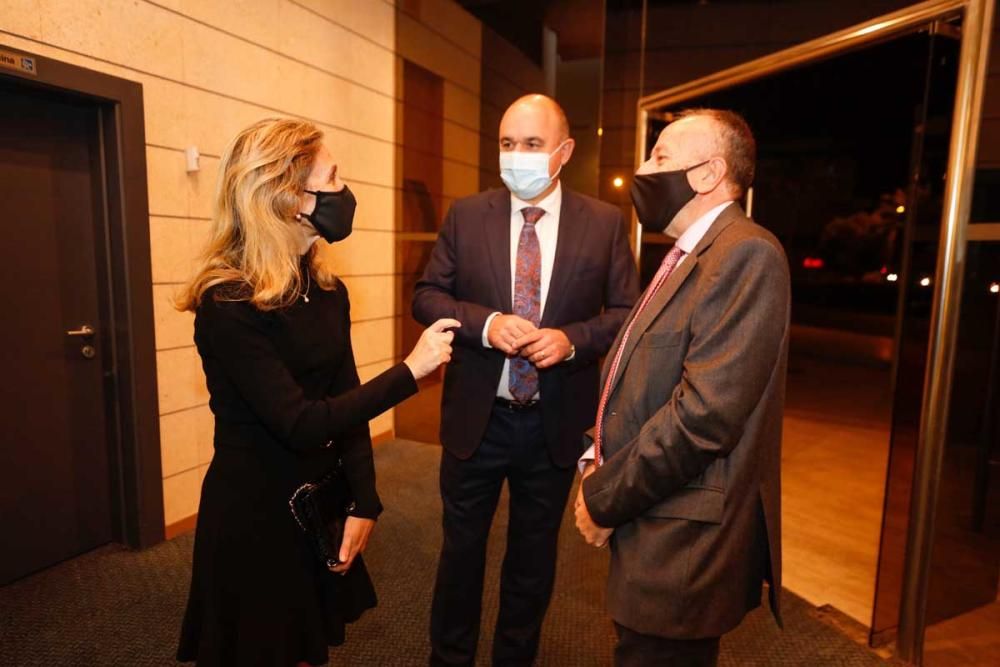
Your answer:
(298, 185), (357, 243)
(629, 160), (709, 233)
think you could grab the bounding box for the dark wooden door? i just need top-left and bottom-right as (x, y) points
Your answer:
(0, 81), (114, 584)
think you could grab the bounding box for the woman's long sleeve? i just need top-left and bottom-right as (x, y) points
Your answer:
(200, 296), (418, 455)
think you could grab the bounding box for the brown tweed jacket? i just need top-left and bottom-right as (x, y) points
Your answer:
(582, 203), (790, 639)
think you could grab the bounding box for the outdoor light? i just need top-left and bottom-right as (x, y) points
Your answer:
(990, 282), (999, 294)
(920, 277), (932, 287)
(613, 176), (624, 189)
(896, 205), (906, 214)
(887, 273), (899, 282)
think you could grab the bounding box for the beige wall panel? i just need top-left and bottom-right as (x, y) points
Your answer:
(294, 0), (395, 50)
(341, 82), (396, 146)
(177, 87), (269, 159)
(341, 275), (396, 322)
(162, 465), (208, 526)
(147, 146), (218, 221)
(175, 0), (282, 52)
(317, 229), (394, 277)
(149, 216), (210, 284)
(40, 0), (185, 81)
(322, 128), (395, 189)
(140, 75), (190, 150)
(188, 156), (220, 220)
(369, 410), (394, 437)
(181, 19), (284, 112)
(146, 147), (190, 218)
(0, 0), (43, 39)
(152, 285), (194, 350)
(443, 121), (480, 166)
(160, 410), (201, 478)
(409, 0), (482, 58)
(350, 317), (395, 368)
(443, 81), (481, 128)
(0, 34), (111, 73)
(279, 0), (394, 96)
(396, 11), (480, 95)
(149, 217), (194, 284)
(157, 348), (209, 415)
(160, 405), (214, 471)
(289, 65), (394, 142)
(346, 181), (394, 231)
(442, 160), (480, 199)
(157, 347), (210, 415)
(358, 359), (395, 384)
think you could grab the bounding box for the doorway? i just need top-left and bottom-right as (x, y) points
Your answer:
(636, 26), (960, 629)
(0, 81), (117, 584)
(0, 46), (164, 582)
(632, 1), (998, 658)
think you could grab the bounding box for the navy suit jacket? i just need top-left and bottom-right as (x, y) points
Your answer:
(412, 187), (639, 467)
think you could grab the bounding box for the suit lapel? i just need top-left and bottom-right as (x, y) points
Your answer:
(485, 189), (513, 311)
(605, 257), (699, 396)
(541, 189), (588, 327)
(605, 204), (745, 397)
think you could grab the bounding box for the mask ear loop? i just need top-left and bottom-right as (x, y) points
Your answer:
(548, 139), (570, 181)
(683, 159), (711, 173)
(684, 158), (723, 195)
(297, 188), (322, 222)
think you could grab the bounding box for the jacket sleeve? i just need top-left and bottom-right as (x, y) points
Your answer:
(412, 203), (497, 347)
(582, 237), (790, 528)
(561, 210), (640, 365)
(201, 295), (418, 462)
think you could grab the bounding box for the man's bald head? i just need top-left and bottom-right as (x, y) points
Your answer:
(500, 94), (571, 146)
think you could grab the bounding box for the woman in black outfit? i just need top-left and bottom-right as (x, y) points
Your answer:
(175, 118), (457, 666)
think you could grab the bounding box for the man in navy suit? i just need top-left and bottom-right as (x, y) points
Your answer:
(413, 94), (639, 665)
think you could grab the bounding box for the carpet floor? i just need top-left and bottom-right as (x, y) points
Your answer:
(0, 439), (896, 666)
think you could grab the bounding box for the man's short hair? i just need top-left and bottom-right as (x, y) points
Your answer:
(677, 108), (756, 196)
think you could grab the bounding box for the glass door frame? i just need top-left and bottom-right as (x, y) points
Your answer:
(630, 0), (994, 662)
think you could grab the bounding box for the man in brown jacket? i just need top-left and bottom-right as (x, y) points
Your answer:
(575, 109), (790, 666)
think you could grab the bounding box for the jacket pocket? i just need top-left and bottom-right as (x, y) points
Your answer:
(637, 330), (683, 348)
(645, 485), (724, 524)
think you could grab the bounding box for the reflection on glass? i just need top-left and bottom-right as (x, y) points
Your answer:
(923, 241), (1000, 666)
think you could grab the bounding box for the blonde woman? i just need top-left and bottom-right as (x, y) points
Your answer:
(175, 118), (456, 666)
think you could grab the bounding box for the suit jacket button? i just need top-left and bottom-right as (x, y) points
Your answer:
(324, 440), (334, 448)
(610, 411), (617, 417)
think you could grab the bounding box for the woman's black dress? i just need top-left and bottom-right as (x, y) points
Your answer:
(177, 273), (417, 666)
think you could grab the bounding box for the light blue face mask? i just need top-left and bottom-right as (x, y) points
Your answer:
(499, 141), (567, 200)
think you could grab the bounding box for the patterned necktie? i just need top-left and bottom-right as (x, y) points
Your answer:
(594, 245), (687, 465)
(509, 206), (545, 402)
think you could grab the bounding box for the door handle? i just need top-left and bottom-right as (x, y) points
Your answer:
(66, 324), (96, 337)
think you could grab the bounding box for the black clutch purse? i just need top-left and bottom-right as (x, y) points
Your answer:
(289, 460), (356, 569)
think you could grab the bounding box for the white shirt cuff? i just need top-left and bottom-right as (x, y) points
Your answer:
(482, 312), (502, 348)
(578, 444), (596, 474)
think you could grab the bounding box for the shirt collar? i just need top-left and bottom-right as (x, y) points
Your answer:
(672, 200), (735, 255)
(511, 181), (562, 221)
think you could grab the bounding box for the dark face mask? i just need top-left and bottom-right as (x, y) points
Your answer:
(629, 160), (709, 233)
(298, 185), (357, 243)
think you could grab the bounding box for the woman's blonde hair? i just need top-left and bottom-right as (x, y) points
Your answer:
(176, 117), (338, 312)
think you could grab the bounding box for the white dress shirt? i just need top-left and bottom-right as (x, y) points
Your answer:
(482, 183), (563, 400)
(578, 200), (735, 471)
